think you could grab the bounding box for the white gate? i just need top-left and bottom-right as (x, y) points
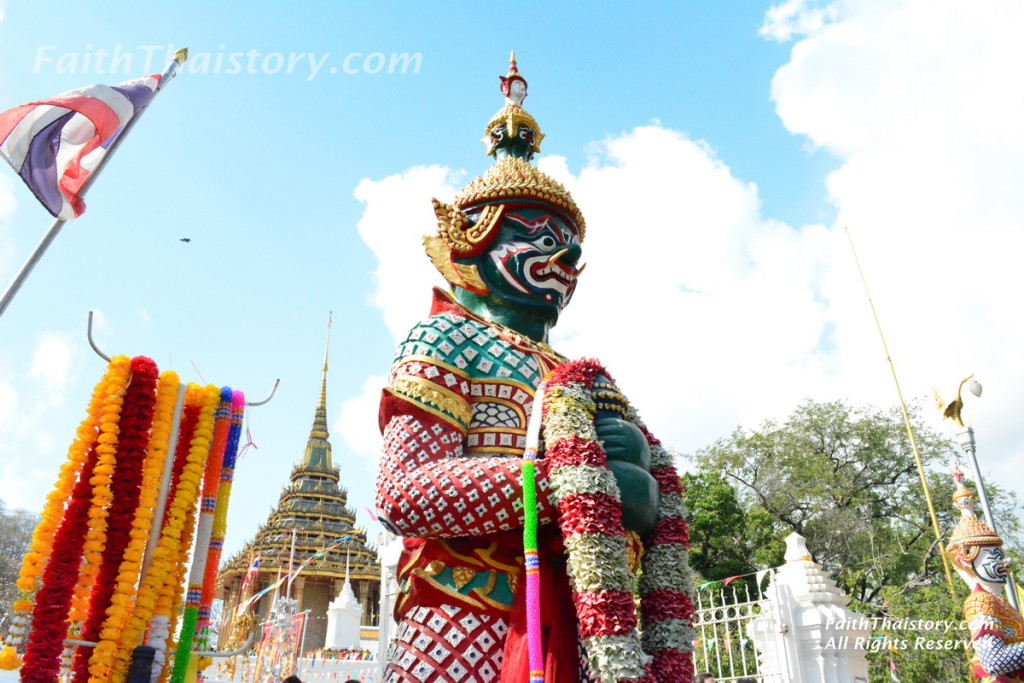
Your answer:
(692, 572), (783, 683)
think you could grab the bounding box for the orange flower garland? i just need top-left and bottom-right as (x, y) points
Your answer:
(93, 370), (180, 683)
(69, 358), (133, 627)
(17, 356), (131, 682)
(0, 358), (127, 669)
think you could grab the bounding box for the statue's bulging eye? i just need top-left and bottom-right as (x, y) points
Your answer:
(535, 236), (557, 250)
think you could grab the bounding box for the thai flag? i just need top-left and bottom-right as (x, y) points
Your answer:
(0, 74), (160, 220)
(240, 553), (261, 594)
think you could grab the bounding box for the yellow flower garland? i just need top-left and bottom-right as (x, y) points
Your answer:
(142, 383), (218, 682)
(67, 356), (132, 627)
(93, 371), (180, 683)
(12, 358), (126, 598)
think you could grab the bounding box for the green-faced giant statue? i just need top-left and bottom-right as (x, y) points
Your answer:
(375, 54), (693, 683)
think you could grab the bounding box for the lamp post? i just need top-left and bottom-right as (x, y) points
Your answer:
(940, 375), (1020, 612)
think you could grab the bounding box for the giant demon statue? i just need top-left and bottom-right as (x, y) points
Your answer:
(947, 469), (1024, 682)
(375, 55), (694, 683)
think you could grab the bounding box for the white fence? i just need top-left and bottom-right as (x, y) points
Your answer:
(207, 655), (379, 683)
(692, 571), (781, 682)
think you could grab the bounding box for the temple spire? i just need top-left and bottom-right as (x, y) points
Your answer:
(301, 313), (333, 469)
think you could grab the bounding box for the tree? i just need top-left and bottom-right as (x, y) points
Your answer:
(681, 470), (782, 582)
(0, 500), (38, 637)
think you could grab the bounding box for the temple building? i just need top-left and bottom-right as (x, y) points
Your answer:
(217, 325), (381, 650)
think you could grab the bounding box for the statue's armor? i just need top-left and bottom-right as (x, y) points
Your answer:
(376, 289), (575, 683)
(964, 588), (1024, 682)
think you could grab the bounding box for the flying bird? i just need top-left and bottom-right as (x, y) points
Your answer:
(180, 237), (191, 243)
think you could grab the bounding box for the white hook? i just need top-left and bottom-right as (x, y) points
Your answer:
(87, 310), (111, 362)
(247, 378), (280, 406)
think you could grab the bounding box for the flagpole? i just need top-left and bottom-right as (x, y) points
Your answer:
(844, 227), (960, 606)
(0, 48), (188, 317)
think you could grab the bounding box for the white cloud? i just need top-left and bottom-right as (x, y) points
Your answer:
(761, 0), (839, 42)
(766, 0), (1024, 486)
(353, 165), (463, 341)
(29, 332), (77, 404)
(335, 373), (388, 473)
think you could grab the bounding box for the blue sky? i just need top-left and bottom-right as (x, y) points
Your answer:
(2, 0), (1022, 561)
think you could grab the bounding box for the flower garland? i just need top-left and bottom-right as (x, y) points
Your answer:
(96, 369), (180, 683)
(147, 385), (219, 682)
(634, 419), (696, 682)
(18, 355), (132, 683)
(20, 445), (102, 683)
(195, 390), (245, 674)
(539, 359), (694, 683)
(169, 387), (232, 683)
(117, 396), (196, 683)
(69, 358), (135, 629)
(0, 359), (126, 670)
(74, 356), (159, 683)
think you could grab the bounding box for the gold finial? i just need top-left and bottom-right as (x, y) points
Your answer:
(323, 312), (332, 373)
(173, 48), (188, 64)
(937, 374), (980, 429)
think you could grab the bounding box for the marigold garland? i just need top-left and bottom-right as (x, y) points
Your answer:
(0, 358), (127, 671)
(94, 368), (180, 683)
(19, 445), (102, 683)
(72, 356), (159, 683)
(19, 355), (132, 682)
(538, 359), (695, 683)
(16, 360), (118, 595)
(147, 384), (219, 682)
(69, 358), (134, 629)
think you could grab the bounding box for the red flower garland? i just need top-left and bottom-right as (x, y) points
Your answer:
(541, 358), (694, 682)
(19, 445), (101, 683)
(73, 357), (158, 683)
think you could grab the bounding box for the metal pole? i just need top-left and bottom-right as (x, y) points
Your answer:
(957, 426), (1020, 612)
(0, 49), (187, 318)
(0, 217), (67, 316)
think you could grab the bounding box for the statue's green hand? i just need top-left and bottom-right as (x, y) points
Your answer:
(595, 417), (658, 537)
(606, 461), (659, 537)
(595, 417), (651, 469)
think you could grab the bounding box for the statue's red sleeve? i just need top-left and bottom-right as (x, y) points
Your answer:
(375, 412), (557, 538)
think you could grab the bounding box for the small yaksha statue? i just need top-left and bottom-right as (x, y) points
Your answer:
(375, 54), (694, 682)
(947, 466), (1024, 681)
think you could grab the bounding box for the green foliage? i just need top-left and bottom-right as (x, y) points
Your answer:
(692, 399), (963, 603)
(857, 578), (973, 683)
(682, 470), (783, 581)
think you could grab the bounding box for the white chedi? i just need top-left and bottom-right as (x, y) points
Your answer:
(325, 578), (362, 650)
